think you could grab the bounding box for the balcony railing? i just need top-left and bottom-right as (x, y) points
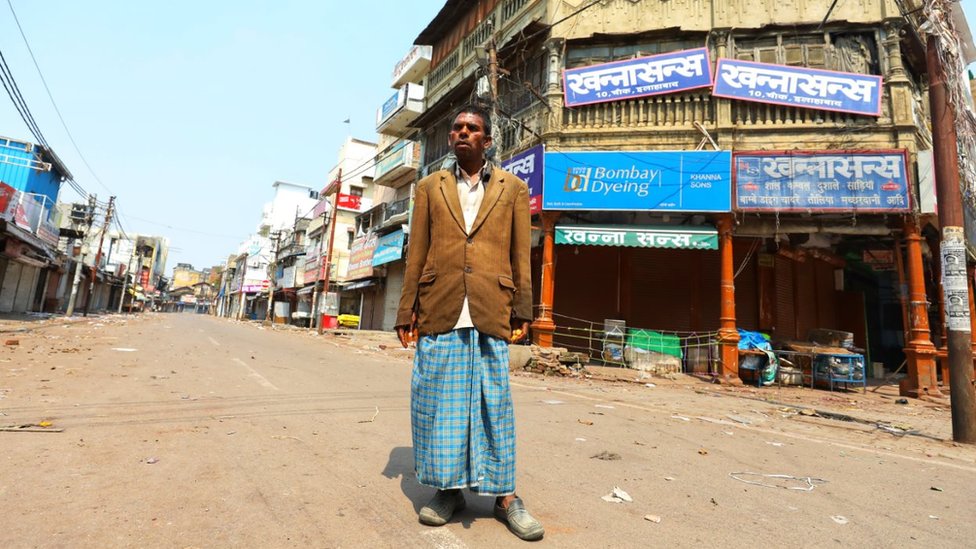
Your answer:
(384, 197), (410, 222)
(0, 184), (60, 246)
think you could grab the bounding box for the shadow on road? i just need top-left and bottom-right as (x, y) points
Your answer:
(382, 446), (427, 513)
(382, 446), (502, 530)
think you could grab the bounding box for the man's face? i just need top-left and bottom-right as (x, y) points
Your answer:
(449, 112), (491, 162)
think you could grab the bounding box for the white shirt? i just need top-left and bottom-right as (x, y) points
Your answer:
(452, 163), (487, 330)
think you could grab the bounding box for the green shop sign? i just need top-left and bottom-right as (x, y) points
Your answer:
(554, 225), (718, 250)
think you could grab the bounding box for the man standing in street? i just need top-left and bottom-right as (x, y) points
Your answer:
(396, 104), (543, 541)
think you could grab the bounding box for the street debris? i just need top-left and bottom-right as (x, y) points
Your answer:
(766, 441), (785, 447)
(876, 422), (917, 437)
(358, 406), (380, 423)
(671, 415), (691, 421)
(4, 339), (19, 346)
(578, 419), (594, 426)
(575, 437), (587, 442)
(931, 486), (944, 492)
(145, 457), (159, 464)
(644, 383), (656, 388)
(698, 448), (708, 455)
(895, 398), (909, 405)
(831, 515), (849, 525)
(591, 451), (621, 461)
(541, 399), (565, 405)
(0, 422), (63, 433)
(111, 348), (138, 352)
(594, 404), (615, 409)
(726, 414), (753, 425)
(644, 514), (662, 523)
(729, 472), (827, 491)
(929, 515), (939, 520)
(664, 476), (675, 481)
(601, 487), (633, 503)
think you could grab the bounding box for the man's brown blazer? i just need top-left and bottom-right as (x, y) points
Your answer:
(396, 165), (532, 341)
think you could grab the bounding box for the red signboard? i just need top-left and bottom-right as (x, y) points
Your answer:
(140, 268), (150, 289)
(0, 183), (16, 214)
(336, 193), (361, 211)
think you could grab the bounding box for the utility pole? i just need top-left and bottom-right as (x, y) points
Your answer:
(237, 253), (249, 321)
(117, 246), (137, 314)
(264, 231), (281, 325)
(318, 169), (342, 335)
(65, 195), (96, 317)
(309, 208), (328, 331)
(84, 196), (114, 317)
(927, 34), (976, 443)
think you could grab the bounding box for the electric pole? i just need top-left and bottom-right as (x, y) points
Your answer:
(309, 208), (328, 331)
(83, 196), (115, 317)
(264, 231), (281, 325)
(927, 33), (976, 443)
(318, 169), (342, 335)
(65, 195), (96, 317)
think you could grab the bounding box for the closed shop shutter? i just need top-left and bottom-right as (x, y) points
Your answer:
(733, 238), (760, 331)
(381, 262), (405, 332)
(815, 259), (838, 329)
(552, 244), (621, 352)
(629, 248), (719, 332)
(775, 255), (796, 339)
(795, 258), (817, 339)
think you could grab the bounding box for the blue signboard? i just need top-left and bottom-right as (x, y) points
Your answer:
(563, 47), (712, 107)
(734, 151), (910, 212)
(501, 145), (543, 214)
(372, 229), (405, 266)
(712, 58), (882, 117)
(543, 151), (732, 212)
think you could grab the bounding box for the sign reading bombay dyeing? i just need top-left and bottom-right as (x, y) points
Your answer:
(712, 59), (882, 117)
(563, 48), (712, 107)
(734, 151), (910, 212)
(543, 150), (732, 212)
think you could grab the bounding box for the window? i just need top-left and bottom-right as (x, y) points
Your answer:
(347, 229), (354, 250)
(348, 186), (364, 198)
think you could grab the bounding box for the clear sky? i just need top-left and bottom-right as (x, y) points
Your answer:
(0, 0), (444, 271)
(2, 1), (976, 273)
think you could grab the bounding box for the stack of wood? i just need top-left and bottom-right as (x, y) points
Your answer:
(523, 346), (589, 377)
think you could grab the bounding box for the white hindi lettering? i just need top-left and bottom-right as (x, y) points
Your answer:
(507, 155), (535, 177)
(568, 51), (706, 97)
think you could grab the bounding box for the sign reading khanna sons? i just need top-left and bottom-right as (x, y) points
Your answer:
(712, 58), (882, 117)
(562, 47), (712, 107)
(734, 151), (910, 212)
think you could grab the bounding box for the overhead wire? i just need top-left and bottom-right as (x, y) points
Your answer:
(0, 47), (47, 146)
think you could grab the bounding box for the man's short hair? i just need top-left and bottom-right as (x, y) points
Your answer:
(454, 103), (492, 137)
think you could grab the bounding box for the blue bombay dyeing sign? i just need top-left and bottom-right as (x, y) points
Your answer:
(734, 151), (910, 212)
(562, 47), (712, 107)
(500, 145), (543, 214)
(712, 58), (882, 117)
(542, 150), (732, 212)
(372, 230), (405, 267)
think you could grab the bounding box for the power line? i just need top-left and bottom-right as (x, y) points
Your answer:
(124, 214), (242, 239)
(0, 47), (47, 146)
(6, 0), (113, 195)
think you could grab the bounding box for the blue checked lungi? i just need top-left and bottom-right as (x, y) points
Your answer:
(410, 327), (516, 496)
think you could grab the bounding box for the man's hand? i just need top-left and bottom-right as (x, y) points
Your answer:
(510, 320), (530, 343)
(396, 312), (418, 348)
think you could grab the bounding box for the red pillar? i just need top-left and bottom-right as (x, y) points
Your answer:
(532, 212), (560, 347)
(900, 216), (942, 397)
(716, 215), (741, 384)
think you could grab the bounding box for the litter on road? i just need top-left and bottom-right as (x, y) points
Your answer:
(601, 487), (633, 503)
(729, 472), (828, 491)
